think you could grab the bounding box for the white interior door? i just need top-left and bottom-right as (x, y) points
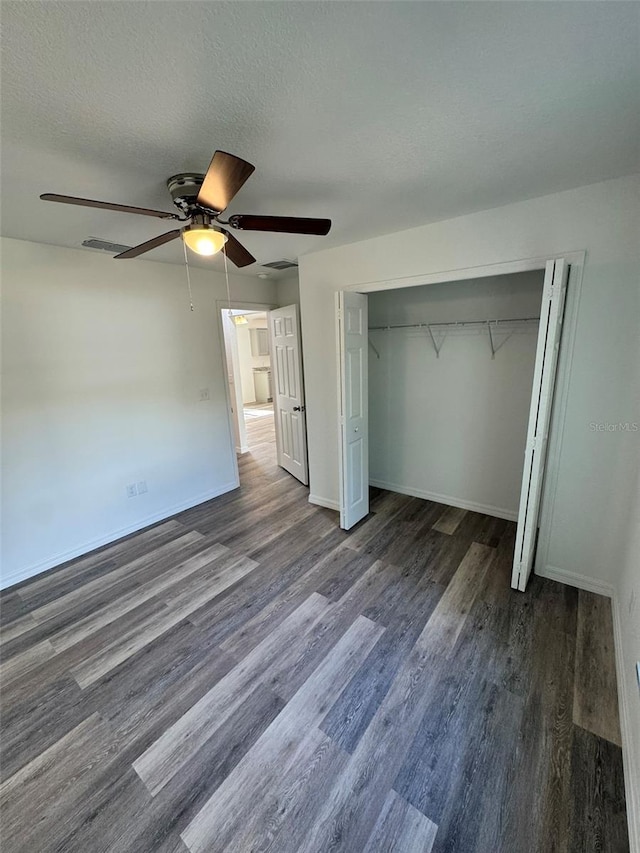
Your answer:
(269, 304), (308, 485)
(512, 258), (568, 591)
(222, 311), (247, 454)
(337, 291), (369, 530)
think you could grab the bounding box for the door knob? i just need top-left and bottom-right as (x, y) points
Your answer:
(293, 405), (305, 412)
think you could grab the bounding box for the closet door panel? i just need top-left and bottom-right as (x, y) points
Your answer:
(512, 258), (568, 591)
(337, 291), (369, 530)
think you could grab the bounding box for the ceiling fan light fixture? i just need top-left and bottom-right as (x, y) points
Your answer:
(182, 222), (227, 257)
(40, 149), (330, 265)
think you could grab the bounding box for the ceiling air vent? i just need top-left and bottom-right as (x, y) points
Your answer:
(261, 259), (298, 271)
(81, 237), (132, 254)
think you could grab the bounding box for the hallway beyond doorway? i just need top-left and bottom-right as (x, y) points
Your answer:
(244, 402), (274, 420)
(241, 402), (276, 474)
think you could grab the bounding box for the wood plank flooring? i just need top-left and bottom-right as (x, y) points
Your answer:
(0, 412), (629, 852)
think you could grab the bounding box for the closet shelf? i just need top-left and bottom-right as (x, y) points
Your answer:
(368, 316), (540, 359)
(368, 316), (540, 331)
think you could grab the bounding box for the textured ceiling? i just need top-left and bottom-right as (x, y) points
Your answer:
(1, 1), (638, 276)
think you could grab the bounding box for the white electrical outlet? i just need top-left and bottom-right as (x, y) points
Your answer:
(199, 388), (210, 401)
(126, 484), (137, 498)
(137, 480), (148, 494)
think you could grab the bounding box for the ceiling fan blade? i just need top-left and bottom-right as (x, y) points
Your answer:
(196, 151), (255, 214)
(114, 229), (182, 259)
(228, 214), (331, 236)
(221, 230), (256, 268)
(40, 193), (182, 220)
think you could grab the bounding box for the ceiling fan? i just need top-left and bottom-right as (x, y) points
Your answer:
(40, 150), (331, 267)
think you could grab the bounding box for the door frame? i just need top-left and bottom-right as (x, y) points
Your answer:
(340, 250), (585, 582)
(222, 310), (249, 454)
(217, 300), (278, 489)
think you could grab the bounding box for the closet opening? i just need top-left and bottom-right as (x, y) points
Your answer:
(336, 255), (582, 591)
(367, 270), (543, 521)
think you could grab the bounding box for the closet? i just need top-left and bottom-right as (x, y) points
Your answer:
(366, 270), (545, 523)
(337, 257), (572, 591)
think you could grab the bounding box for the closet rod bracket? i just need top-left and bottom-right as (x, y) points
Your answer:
(487, 320), (513, 359)
(426, 323), (445, 358)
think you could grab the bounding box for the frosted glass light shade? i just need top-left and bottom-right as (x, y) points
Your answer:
(182, 227), (227, 256)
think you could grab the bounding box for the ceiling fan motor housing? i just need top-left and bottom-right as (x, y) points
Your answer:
(166, 173), (206, 216)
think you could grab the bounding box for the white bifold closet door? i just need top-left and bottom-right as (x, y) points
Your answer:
(269, 304), (309, 485)
(337, 291), (369, 530)
(511, 258), (568, 591)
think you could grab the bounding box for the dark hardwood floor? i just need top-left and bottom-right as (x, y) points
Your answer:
(0, 412), (629, 852)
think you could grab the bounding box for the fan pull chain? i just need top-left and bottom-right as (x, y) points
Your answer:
(182, 239), (194, 312)
(224, 243), (232, 315)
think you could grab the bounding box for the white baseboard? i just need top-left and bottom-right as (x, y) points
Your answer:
(308, 494), (340, 512)
(369, 479), (518, 522)
(535, 564), (615, 598)
(0, 481), (239, 591)
(611, 593), (640, 853)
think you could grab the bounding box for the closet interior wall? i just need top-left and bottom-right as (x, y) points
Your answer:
(368, 270), (545, 520)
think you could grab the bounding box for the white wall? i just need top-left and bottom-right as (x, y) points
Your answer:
(617, 467), (640, 853)
(277, 273), (300, 307)
(368, 272), (543, 518)
(299, 174), (640, 845)
(299, 175), (639, 586)
(0, 237), (277, 587)
(615, 367), (640, 853)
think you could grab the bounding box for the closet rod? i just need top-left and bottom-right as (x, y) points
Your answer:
(368, 316), (540, 331)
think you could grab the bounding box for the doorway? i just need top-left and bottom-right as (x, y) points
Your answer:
(336, 253), (584, 591)
(220, 302), (310, 487)
(221, 309), (276, 463)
